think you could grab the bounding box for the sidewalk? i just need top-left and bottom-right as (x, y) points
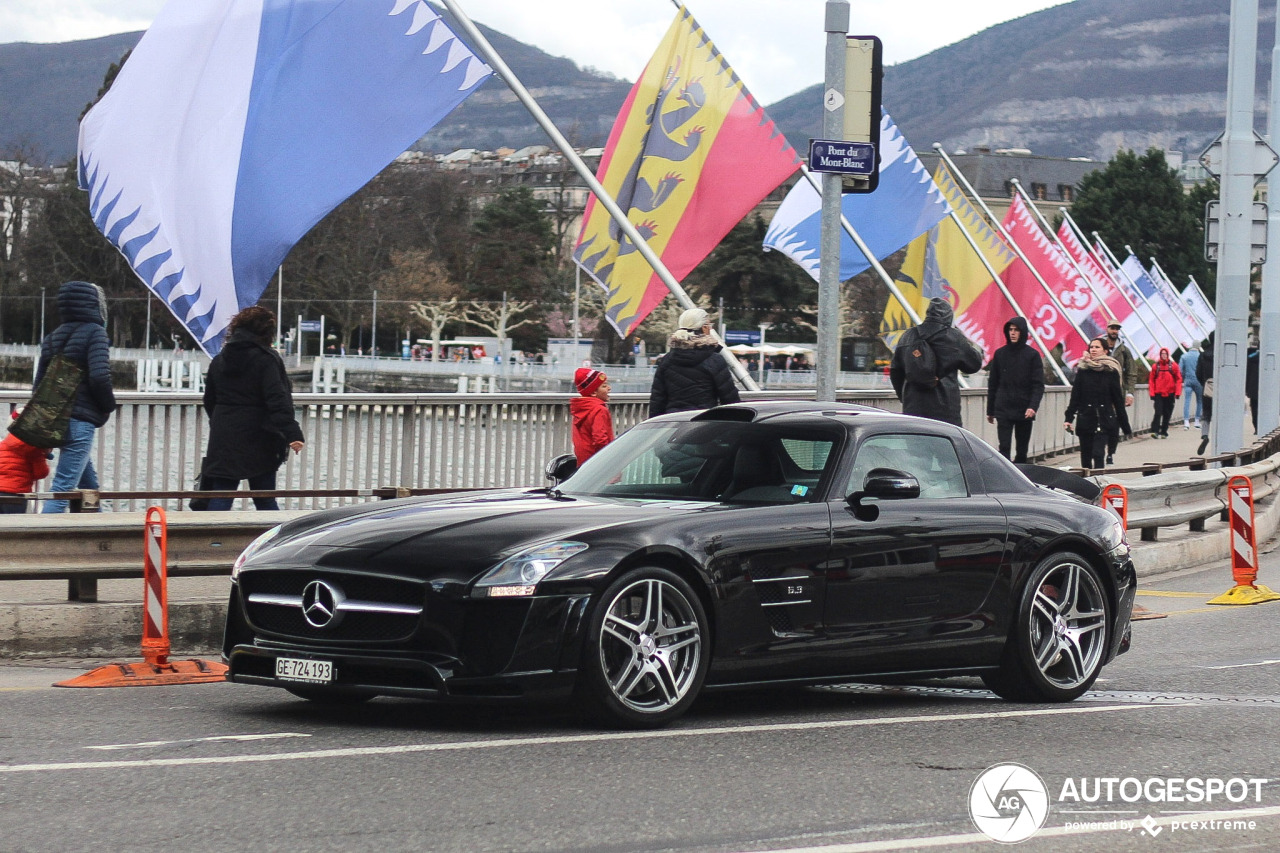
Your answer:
(1039, 411), (1254, 476)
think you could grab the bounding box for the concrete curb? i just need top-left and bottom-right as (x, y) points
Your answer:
(1, 495), (1276, 659)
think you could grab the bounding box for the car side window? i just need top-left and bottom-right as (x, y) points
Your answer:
(845, 434), (968, 499)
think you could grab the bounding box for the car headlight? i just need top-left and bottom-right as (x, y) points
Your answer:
(232, 524), (283, 580)
(1102, 517), (1127, 551)
(475, 541), (588, 597)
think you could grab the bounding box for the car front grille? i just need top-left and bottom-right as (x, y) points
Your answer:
(240, 569), (427, 644)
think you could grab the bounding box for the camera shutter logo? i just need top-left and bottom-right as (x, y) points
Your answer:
(969, 763), (1050, 843)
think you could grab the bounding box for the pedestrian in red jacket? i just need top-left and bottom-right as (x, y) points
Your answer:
(0, 416), (51, 513)
(571, 368), (614, 465)
(1148, 347), (1182, 439)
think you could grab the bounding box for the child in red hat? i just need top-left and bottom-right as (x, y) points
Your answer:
(571, 368), (614, 465)
(0, 411), (51, 513)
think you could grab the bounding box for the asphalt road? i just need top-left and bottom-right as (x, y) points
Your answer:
(2, 558), (1280, 853)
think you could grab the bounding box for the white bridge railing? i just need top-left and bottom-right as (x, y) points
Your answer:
(0, 387), (1151, 512)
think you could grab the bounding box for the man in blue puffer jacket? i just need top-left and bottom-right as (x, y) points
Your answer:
(36, 281), (116, 513)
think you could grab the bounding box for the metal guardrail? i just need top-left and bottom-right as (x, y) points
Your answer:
(1093, 427), (1280, 541)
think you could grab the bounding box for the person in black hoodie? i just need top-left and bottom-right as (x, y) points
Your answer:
(38, 281), (116, 514)
(986, 316), (1045, 462)
(648, 308), (740, 417)
(198, 306), (304, 510)
(890, 297), (983, 427)
(1065, 338), (1132, 469)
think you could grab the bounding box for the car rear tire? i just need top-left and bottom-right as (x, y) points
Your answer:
(577, 567), (709, 727)
(285, 686), (376, 705)
(983, 552), (1110, 702)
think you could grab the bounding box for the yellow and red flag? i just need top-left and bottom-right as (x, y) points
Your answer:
(573, 6), (800, 336)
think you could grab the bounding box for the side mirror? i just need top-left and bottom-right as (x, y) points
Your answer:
(861, 467), (921, 500)
(846, 467), (919, 518)
(544, 453), (578, 487)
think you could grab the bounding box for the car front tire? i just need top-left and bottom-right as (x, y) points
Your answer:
(983, 552), (1110, 702)
(577, 567), (709, 727)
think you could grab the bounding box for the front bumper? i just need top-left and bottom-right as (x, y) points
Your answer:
(223, 577), (594, 702)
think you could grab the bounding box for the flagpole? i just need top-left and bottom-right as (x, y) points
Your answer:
(1150, 255), (1208, 340)
(932, 147), (1096, 357)
(438, 0), (759, 392)
(1060, 209), (1164, 359)
(1003, 178), (1157, 366)
(939, 206), (1071, 386)
(1092, 233), (1184, 351)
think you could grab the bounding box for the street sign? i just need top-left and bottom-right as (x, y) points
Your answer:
(299, 320), (322, 332)
(1205, 200), (1268, 264)
(724, 330), (762, 345)
(1198, 130), (1279, 183)
(808, 139), (876, 177)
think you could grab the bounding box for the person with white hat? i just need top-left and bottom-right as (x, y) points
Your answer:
(648, 307), (740, 417)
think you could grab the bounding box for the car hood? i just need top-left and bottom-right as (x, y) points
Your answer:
(247, 489), (718, 582)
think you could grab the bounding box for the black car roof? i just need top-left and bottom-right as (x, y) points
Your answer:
(687, 401), (945, 431)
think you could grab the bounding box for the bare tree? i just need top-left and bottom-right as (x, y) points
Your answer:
(462, 296), (539, 355)
(410, 298), (463, 362)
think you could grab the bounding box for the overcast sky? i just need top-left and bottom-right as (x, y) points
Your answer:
(0, 0), (1071, 105)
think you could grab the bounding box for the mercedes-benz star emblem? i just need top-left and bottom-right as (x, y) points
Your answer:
(301, 580), (344, 628)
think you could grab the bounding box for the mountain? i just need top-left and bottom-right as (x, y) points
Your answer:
(768, 0), (1269, 160)
(0, 17), (632, 166)
(0, 0), (1267, 166)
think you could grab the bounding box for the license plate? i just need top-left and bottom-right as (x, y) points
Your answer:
(275, 657), (333, 684)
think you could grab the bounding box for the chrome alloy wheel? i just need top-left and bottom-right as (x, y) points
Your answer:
(1027, 559), (1108, 690)
(598, 578), (703, 714)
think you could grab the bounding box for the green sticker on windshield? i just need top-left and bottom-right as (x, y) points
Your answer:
(791, 485), (808, 496)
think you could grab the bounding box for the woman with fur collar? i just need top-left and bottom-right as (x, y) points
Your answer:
(1064, 338), (1132, 469)
(648, 308), (741, 418)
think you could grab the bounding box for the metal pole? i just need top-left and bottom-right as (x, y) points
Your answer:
(296, 314), (303, 367)
(38, 288), (45, 342)
(1212, 0), (1261, 453)
(276, 266), (283, 349)
(144, 295), (151, 352)
(371, 289), (378, 359)
(572, 264), (581, 344)
(933, 147), (1096, 355)
(438, 0), (759, 392)
(940, 207), (1071, 386)
(1093, 233), (1184, 356)
(1059, 209), (1162, 363)
(1009, 180), (1151, 371)
(1261, 0), (1280, 435)
(816, 0), (849, 401)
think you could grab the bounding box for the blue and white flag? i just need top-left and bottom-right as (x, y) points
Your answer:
(78, 0), (491, 353)
(1120, 255), (1186, 351)
(762, 112), (948, 281)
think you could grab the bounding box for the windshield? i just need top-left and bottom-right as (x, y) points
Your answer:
(560, 420), (841, 504)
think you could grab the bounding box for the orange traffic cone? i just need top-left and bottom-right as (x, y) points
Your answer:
(56, 507), (228, 687)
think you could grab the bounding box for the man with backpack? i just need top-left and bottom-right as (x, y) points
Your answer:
(889, 297), (984, 427)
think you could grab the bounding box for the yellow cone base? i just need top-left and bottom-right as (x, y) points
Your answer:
(1207, 584), (1280, 606)
(54, 659), (228, 688)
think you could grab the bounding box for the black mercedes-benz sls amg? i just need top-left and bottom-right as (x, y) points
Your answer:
(224, 402), (1135, 726)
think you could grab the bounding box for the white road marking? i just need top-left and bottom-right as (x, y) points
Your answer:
(87, 733), (312, 751)
(751, 804), (1280, 852)
(0, 703), (1174, 773)
(1202, 659), (1280, 670)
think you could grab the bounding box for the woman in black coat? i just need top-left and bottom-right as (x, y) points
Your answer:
(1064, 338), (1131, 470)
(199, 307), (304, 510)
(648, 308), (740, 417)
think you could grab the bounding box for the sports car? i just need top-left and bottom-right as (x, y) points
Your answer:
(223, 401), (1135, 726)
